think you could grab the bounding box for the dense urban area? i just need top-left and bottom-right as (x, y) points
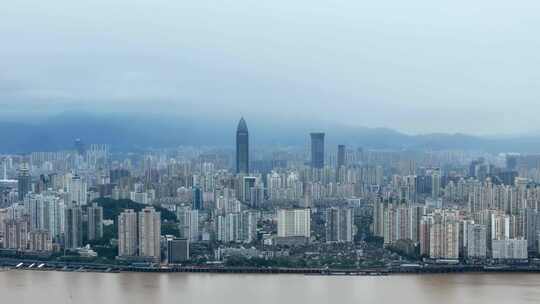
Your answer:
(2, 118), (540, 274)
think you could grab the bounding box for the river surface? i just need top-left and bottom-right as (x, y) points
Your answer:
(1, 271), (540, 303)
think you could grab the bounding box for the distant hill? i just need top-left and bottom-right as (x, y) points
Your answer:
(2, 112), (540, 153)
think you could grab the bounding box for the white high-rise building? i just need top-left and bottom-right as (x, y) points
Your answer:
(431, 169), (441, 199)
(241, 210), (257, 243)
(268, 171), (281, 200)
(25, 193), (63, 240)
(217, 213), (240, 243)
(277, 208), (311, 238)
(325, 207), (354, 243)
(216, 210), (257, 243)
(492, 239), (528, 259)
(466, 224), (487, 258)
(130, 191), (149, 205)
(47, 194), (63, 240)
(26, 194), (46, 231)
(3, 217), (29, 250)
(138, 207), (161, 261)
(0, 209), (8, 239)
(428, 211), (460, 259)
(177, 206), (199, 242)
(29, 230), (52, 252)
(491, 212), (511, 241)
(118, 209), (138, 257)
(67, 175), (87, 206)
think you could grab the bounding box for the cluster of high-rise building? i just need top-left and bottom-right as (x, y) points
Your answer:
(0, 190), (103, 253)
(373, 176), (540, 261)
(0, 144), (108, 255)
(118, 207), (161, 262)
(3, 118), (540, 266)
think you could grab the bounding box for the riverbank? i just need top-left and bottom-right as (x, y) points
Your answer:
(3, 258), (540, 276)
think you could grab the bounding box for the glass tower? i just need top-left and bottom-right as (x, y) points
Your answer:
(310, 132), (325, 169)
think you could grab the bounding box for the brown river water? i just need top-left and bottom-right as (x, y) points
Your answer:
(1, 270), (539, 303)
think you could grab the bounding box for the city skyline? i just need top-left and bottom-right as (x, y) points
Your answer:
(6, 111), (540, 155)
(1, 117), (540, 285)
(3, 0), (540, 302)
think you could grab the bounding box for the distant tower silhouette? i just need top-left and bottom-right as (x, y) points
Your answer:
(337, 144), (346, 183)
(236, 118), (249, 174)
(74, 138), (86, 156)
(17, 163), (31, 201)
(192, 186), (203, 210)
(310, 133), (325, 169)
(337, 145), (346, 168)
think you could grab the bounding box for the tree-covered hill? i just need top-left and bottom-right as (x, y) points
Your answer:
(92, 198), (177, 222)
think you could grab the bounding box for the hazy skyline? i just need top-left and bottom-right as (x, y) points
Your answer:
(1, 0), (539, 135)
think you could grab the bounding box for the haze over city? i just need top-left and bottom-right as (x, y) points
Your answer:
(2, 0), (540, 135)
(3, 1), (540, 303)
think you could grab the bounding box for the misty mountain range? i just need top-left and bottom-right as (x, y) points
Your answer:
(2, 112), (540, 154)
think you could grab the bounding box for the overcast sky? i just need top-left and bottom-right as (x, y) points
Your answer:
(1, 0), (539, 135)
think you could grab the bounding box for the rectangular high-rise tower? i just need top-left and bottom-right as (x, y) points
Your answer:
(118, 209), (138, 257)
(87, 203), (103, 241)
(310, 133), (325, 169)
(138, 207), (161, 261)
(17, 163), (31, 202)
(325, 207), (353, 243)
(337, 145), (346, 168)
(65, 206), (83, 249)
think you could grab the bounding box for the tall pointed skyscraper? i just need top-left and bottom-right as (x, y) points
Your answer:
(236, 117), (249, 174)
